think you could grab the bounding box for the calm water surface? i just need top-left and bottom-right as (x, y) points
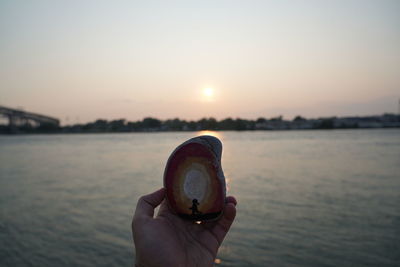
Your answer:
(1, 129), (399, 266)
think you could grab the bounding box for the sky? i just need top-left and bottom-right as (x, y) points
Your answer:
(0, 0), (399, 124)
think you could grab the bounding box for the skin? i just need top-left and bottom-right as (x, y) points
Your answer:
(132, 188), (237, 267)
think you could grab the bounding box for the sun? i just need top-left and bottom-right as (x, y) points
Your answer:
(203, 88), (214, 97)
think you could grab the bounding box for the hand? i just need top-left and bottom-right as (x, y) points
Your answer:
(132, 188), (237, 267)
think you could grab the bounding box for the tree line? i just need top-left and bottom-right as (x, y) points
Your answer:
(1, 113), (399, 134)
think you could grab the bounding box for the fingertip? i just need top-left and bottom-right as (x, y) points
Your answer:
(224, 202), (236, 221)
(226, 196), (237, 206)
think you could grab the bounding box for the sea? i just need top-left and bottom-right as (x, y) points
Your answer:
(0, 129), (399, 267)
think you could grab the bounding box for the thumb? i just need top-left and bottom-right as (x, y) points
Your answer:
(134, 188), (165, 219)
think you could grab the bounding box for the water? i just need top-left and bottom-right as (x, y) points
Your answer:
(0, 129), (399, 266)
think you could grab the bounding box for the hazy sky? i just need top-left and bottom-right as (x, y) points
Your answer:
(1, 0), (399, 124)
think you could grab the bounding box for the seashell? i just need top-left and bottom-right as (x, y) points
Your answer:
(163, 135), (226, 221)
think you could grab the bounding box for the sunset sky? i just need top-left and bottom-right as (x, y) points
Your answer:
(1, 0), (399, 124)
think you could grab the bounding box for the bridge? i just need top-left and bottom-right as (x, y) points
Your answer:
(0, 106), (60, 129)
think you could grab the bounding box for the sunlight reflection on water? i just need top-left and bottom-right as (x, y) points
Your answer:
(195, 130), (223, 139)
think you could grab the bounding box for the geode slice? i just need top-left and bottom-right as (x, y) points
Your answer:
(163, 135), (226, 221)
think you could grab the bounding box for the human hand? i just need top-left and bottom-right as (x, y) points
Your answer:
(132, 188), (237, 267)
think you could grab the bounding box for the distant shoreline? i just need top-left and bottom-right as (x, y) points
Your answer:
(2, 127), (400, 136)
(1, 113), (399, 134)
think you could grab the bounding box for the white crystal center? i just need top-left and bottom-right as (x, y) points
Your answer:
(183, 168), (208, 202)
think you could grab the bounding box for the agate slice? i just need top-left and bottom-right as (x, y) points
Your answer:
(163, 135), (226, 221)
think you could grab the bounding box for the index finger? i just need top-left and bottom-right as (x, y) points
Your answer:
(134, 188), (166, 219)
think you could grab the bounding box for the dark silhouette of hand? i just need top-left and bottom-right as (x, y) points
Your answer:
(132, 188), (237, 267)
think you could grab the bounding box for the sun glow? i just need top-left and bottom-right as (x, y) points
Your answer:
(203, 88), (214, 97)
